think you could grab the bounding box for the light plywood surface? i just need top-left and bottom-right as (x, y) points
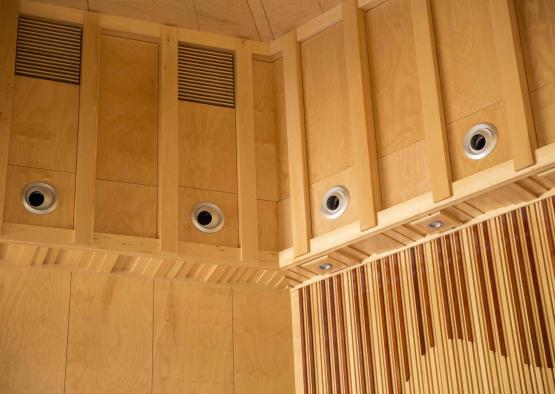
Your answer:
(0, 267), (71, 394)
(260, 0), (322, 38)
(301, 22), (352, 184)
(9, 76), (79, 173)
(94, 179), (158, 238)
(97, 35), (159, 187)
(179, 187), (239, 247)
(195, 0), (259, 40)
(178, 101), (237, 194)
(531, 82), (555, 146)
(278, 197), (293, 250)
(4, 165), (75, 228)
(273, 58), (290, 200)
(65, 273), (153, 394)
(233, 287), (295, 394)
(258, 199), (279, 251)
(153, 280), (234, 394)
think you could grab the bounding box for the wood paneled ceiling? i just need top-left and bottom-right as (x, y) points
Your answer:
(36, 0), (343, 41)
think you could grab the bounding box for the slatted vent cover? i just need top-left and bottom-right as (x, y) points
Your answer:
(178, 44), (235, 108)
(16, 16), (82, 85)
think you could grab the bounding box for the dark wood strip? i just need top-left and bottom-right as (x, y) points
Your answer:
(521, 207), (553, 368)
(453, 231), (474, 342)
(409, 248), (427, 355)
(417, 245), (435, 348)
(335, 276), (351, 393)
(392, 255), (411, 382)
(445, 235), (464, 340)
(320, 281), (334, 390)
(501, 214), (531, 365)
(305, 287), (318, 393)
(384, 259), (402, 393)
(481, 222), (507, 356)
(471, 225), (496, 352)
(436, 239), (454, 340)
(299, 288), (309, 394)
(351, 269), (368, 394)
(360, 266), (376, 393)
(328, 279), (343, 393)
(377, 261), (395, 394)
(511, 210), (543, 368)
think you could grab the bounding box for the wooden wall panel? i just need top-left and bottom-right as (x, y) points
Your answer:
(300, 23), (352, 184)
(9, 76), (79, 173)
(94, 179), (158, 238)
(153, 280), (233, 394)
(258, 199), (279, 251)
(233, 287), (295, 394)
(279, 197), (293, 250)
(178, 187), (239, 247)
(531, 82), (555, 146)
(97, 35), (159, 186)
(178, 101), (237, 194)
(0, 267), (71, 394)
(4, 165), (75, 228)
(65, 273), (153, 394)
(273, 58), (290, 200)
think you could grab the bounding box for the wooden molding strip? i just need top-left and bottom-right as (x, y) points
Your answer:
(235, 43), (260, 263)
(411, 0), (452, 202)
(490, 0), (537, 170)
(342, 0), (381, 231)
(74, 13), (101, 244)
(0, 0), (18, 235)
(282, 31), (311, 257)
(158, 26), (179, 253)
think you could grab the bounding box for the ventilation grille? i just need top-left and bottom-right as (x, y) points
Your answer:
(178, 44), (235, 108)
(15, 16), (82, 85)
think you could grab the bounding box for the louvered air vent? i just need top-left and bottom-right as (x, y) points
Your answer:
(15, 16), (82, 85)
(178, 44), (235, 108)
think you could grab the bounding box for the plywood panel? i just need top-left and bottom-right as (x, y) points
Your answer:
(153, 280), (233, 394)
(9, 76), (79, 173)
(94, 179), (157, 238)
(97, 35), (158, 187)
(65, 273), (153, 394)
(261, 0), (322, 37)
(4, 165), (75, 228)
(195, 0), (259, 40)
(516, 0), (555, 91)
(233, 287), (295, 394)
(34, 0), (87, 9)
(179, 187), (239, 247)
(178, 101), (237, 194)
(273, 58), (290, 200)
(431, 0), (503, 123)
(531, 82), (555, 146)
(301, 23), (352, 184)
(379, 140), (430, 208)
(257, 199), (278, 251)
(447, 101), (511, 180)
(278, 197), (292, 250)
(253, 60), (279, 202)
(365, 0), (425, 157)
(309, 166), (358, 237)
(0, 267), (71, 394)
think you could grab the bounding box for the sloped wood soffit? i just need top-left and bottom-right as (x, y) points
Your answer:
(37, 0), (345, 41)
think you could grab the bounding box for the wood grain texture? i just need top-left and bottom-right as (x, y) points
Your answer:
(0, 267), (71, 394)
(4, 165), (75, 228)
(531, 82), (555, 146)
(9, 76), (79, 173)
(246, 0), (274, 41)
(179, 187), (238, 247)
(273, 58), (290, 200)
(195, 0), (259, 40)
(65, 273), (153, 394)
(178, 101), (237, 194)
(260, 0), (322, 37)
(233, 287), (295, 394)
(97, 35), (159, 187)
(279, 197), (293, 250)
(153, 280), (233, 394)
(258, 199), (279, 251)
(301, 23), (352, 184)
(94, 179), (158, 238)
(74, 13), (101, 245)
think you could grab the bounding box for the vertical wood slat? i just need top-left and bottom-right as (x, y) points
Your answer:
(158, 26), (179, 253)
(489, 0), (537, 170)
(74, 12), (101, 244)
(282, 31), (311, 257)
(235, 42), (259, 262)
(342, 0), (381, 231)
(291, 290), (306, 394)
(410, 0), (452, 202)
(0, 0), (19, 235)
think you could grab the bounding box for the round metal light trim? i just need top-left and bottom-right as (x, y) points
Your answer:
(321, 185), (350, 220)
(191, 202), (225, 233)
(428, 220), (444, 229)
(21, 182), (58, 215)
(463, 123), (498, 160)
(319, 262), (333, 271)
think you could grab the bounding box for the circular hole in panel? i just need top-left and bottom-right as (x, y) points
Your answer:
(463, 123), (497, 160)
(319, 263), (333, 271)
(191, 203), (224, 233)
(321, 186), (350, 220)
(21, 182), (58, 215)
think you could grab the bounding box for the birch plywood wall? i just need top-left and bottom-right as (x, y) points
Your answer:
(293, 196), (555, 393)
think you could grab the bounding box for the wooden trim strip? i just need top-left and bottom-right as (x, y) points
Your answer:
(282, 31), (311, 257)
(342, 0), (381, 230)
(410, 0), (452, 202)
(74, 12), (101, 244)
(235, 43), (259, 262)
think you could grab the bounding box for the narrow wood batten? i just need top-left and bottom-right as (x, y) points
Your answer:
(0, 0), (19, 235)
(235, 43), (260, 263)
(282, 31), (311, 257)
(411, 0), (452, 202)
(342, 0), (381, 231)
(490, 0), (537, 170)
(158, 26), (179, 253)
(74, 13), (101, 245)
